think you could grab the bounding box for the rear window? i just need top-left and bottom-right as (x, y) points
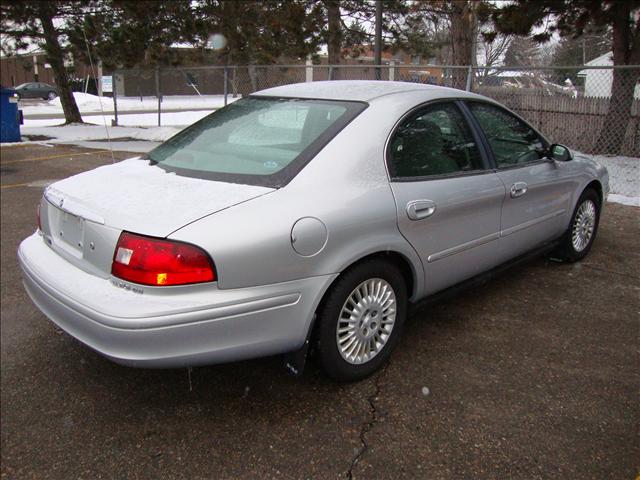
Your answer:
(147, 96), (367, 187)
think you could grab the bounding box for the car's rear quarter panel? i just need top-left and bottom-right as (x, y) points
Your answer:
(169, 97), (426, 297)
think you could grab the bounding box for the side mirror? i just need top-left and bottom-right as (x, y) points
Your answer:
(549, 144), (572, 162)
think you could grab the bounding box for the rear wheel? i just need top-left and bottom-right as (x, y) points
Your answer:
(47, 91), (57, 100)
(315, 259), (407, 382)
(555, 188), (601, 262)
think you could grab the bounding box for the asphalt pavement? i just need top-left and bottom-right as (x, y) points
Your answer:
(1, 144), (638, 479)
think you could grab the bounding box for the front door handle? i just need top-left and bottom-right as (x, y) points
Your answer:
(406, 200), (436, 221)
(510, 182), (528, 198)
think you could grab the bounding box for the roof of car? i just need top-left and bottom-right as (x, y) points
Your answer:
(255, 80), (479, 102)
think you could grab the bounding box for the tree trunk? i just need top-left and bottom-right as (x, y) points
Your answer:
(374, 0), (382, 80)
(594, 1), (639, 154)
(248, 64), (258, 92)
(326, 0), (341, 80)
(449, 0), (475, 90)
(38, 4), (83, 124)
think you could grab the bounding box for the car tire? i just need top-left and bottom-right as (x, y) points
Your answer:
(315, 259), (407, 382)
(47, 91), (57, 100)
(554, 188), (601, 262)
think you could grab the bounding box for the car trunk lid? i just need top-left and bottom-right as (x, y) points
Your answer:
(39, 158), (274, 277)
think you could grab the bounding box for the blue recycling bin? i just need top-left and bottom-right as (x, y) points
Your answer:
(1, 88), (21, 143)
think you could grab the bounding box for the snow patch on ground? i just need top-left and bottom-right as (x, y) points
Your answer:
(23, 93), (238, 115)
(607, 194), (639, 207)
(579, 153), (639, 207)
(20, 123), (180, 144)
(588, 154), (639, 198)
(23, 110), (210, 129)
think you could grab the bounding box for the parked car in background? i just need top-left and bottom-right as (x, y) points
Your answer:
(18, 81), (609, 382)
(15, 82), (57, 100)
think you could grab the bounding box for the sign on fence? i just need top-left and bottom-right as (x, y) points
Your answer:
(101, 75), (113, 93)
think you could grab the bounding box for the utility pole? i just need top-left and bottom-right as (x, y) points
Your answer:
(374, 0), (382, 80)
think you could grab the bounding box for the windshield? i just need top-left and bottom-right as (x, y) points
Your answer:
(147, 96), (367, 187)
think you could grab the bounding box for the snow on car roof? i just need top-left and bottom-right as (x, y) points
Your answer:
(255, 80), (477, 102)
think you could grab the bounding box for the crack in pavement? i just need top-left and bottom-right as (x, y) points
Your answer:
(346, 361), (390, 480)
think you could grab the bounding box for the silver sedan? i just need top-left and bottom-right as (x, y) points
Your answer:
(18, 81), (609, 381)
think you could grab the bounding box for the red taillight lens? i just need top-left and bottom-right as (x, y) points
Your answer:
(111, 232), (215, 286)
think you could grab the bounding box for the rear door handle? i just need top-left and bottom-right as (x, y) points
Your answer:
(510, 182), (528, 198)
(406, 200), (436, 221)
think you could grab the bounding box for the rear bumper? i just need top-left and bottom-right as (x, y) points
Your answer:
(18, 233), (336, 368)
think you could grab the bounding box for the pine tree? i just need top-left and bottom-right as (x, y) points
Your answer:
(0, 1), (88, 124)
(487, 0), (640, 155)
(67, 0), (198, 70)
(503, 36), (541, 67)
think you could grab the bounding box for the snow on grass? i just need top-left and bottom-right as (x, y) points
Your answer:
(586, 154), (639, 198)
(21, 92), (239, 115)
(607, 194), (639, 207)
(21, 123), (180, 143)
(2, 107), (214, 152)
(23, 110), (210, 129)
(16, 111), (211, 153)
(577, 152), (639, 206)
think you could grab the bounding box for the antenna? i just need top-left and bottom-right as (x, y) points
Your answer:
(81, 20), (115, 163)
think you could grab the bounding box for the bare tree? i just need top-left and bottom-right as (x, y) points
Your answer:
(475, 32), (512, 83)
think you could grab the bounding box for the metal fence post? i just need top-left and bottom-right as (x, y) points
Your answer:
(328, 65), (333, 81)
(223, 66), (228, 106)
(305, 58), (313, 83)
(465, 65), (473, 92)
(112, 74), (118, 126)
(155, 66), (161, 127)
(389, 60), (395, 81)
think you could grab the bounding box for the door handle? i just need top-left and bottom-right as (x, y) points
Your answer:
(510, 182), (528, 198)
(406, 200), (436, 221)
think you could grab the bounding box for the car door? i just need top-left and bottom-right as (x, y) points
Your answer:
(388, 100), (506, 296)
(22, 84), (35, 98)
(464, 101), (573, 261)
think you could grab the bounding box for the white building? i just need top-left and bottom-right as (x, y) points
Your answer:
(578, 52), (640, 98)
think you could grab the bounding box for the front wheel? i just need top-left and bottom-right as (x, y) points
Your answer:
(47, 91), (57, 100)
(555, 188), (601, 262)
(315, 259), (407, 382)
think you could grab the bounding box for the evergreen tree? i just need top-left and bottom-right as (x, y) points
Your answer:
(502, 36), (541, 67)
(487, 0), (640, 154)
(67, 0), (197, 70)
(0, 1), (89, 124)
(551, 30), (612, 84)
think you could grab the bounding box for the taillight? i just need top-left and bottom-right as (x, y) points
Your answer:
(36, 203), (42, 231)
(111, 232), (215, 286)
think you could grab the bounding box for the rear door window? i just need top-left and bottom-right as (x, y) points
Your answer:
(388, 102), (484, 178)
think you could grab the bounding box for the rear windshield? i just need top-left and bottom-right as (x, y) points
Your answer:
(147, 96), (367, 187)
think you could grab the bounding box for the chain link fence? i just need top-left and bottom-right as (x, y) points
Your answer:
(112, 63), (639, 196)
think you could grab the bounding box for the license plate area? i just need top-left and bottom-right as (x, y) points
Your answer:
(50, 206), (85, 254)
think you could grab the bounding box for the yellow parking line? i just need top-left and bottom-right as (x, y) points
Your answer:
(1, 149), (111, 165)
(1, 182), (32, 189)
